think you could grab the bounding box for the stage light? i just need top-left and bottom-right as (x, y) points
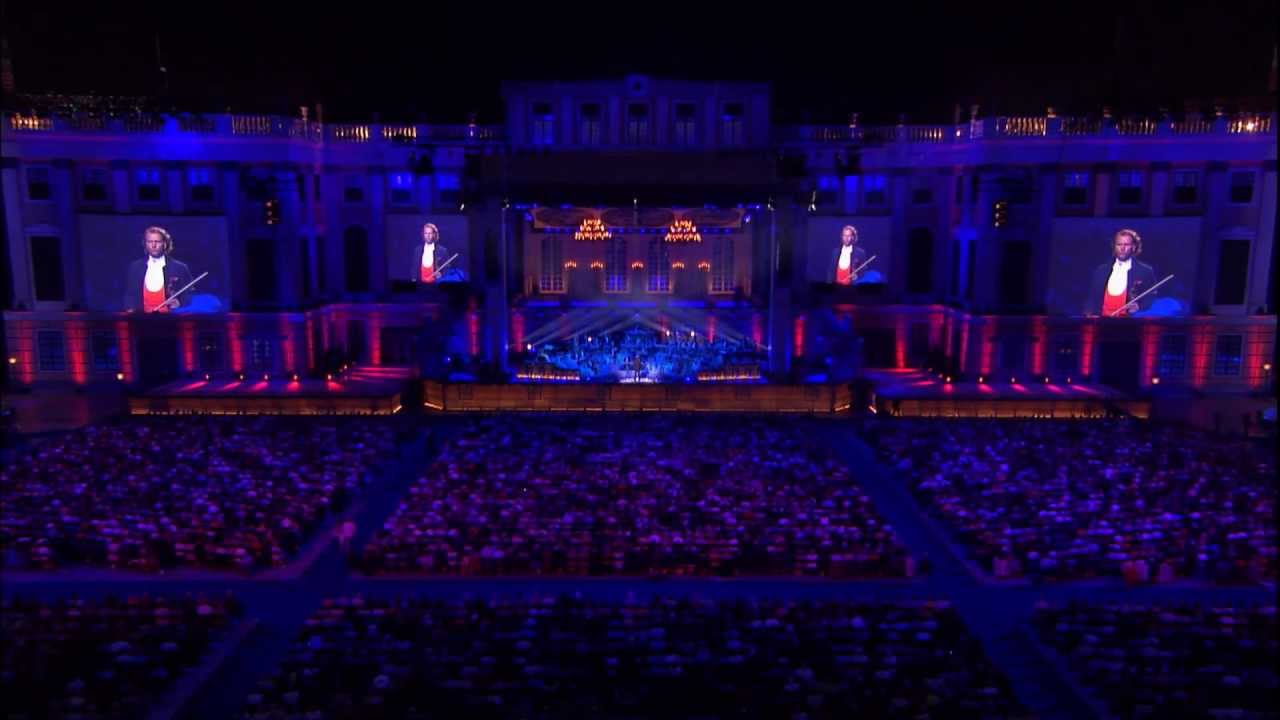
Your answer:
(204, 373), (210, 381)
(291, 373), (299, 382)
(1043, 376), (1050, 383)
(1264, 363), (1273, 372)
(978, 376), (985, 383)
(945, 376), (952, 383)
(326, 373), (333, 381)
(1066, 377), (1072, 384)
(1010, 377), (1016, 383)
(526, 344), (533, 351)
(7, 357), (15, 365)
(238, 373), (245, 381)
(458, 203), (465, 211)
(1152, 377), (1161, 385)
(263, 373), (270, 381)
(115, 372), (124, 381)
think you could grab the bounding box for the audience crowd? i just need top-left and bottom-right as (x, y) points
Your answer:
(242, 594), (1026, 719)
(3, 593), (242, 720)
(0, 418), (395, 572)
(861, 419), (1275, 583)
(360, 416), (912, 577)
(1034, 602), (1278, 719)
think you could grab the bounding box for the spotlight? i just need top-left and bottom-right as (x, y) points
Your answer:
(1066, 377), (1072, 384)
(526, 344), (532, 351)
(945, 376), (952, 383)
(291, 373), (299, 382)
(7, 357), (15, 365)
(263, 373), (270, 381)
(1152, 377), (1161, 385)
(1265, 363), (1273, 372)
(978, 376), (985, 383)
(326, 373), (333, 381)
(1010, 377), (1016, 384)
(458, 203), (465, 211)
(115, 372), (124, 381)
(1043, 376), (1050, 383)
(204, 373), (210, 381)
(237, 373), (245, 381)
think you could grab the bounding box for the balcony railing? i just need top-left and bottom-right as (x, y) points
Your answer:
(4, 110), (1274, 150)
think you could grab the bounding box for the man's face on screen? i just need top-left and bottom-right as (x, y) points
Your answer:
(145, 233), (167, 258)
(841, 228), (856, 246)
(423, 226), (437, 244)
(1113, 233), (1136, 261)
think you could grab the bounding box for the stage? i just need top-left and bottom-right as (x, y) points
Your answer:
(129, 367), (411, 415)
(865, 370), (1148, 418)
(423, 380), (850, 413)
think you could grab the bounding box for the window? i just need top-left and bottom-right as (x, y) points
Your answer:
(646, 239), (670, 292)
(1157, 334), (1186, 378)
(531, 102), (554, 145)
(1001, 171), (1033, 205)
(911, 181), (933, 205)
(92, 333), (120, 372)
(26, 167), (51, 201)
(604, 236), (628, 293)
(30, 235), (65, 301)
(436, 173), (461, 207)
(906, 228), (934, 294)
(540, 236), (565, 293)
(343, 226), (370, 293)
(248, 337), (274, 372)
(1171, 170), (1198, 205)
(1213, 239), (1250, 305)
(37, 331), (65, 372)
(1062, 172), (1089, 206)
(1116, 170), (1143, 206)
(389, 173), (414, 206)
(135, 168), (162, 203)
(579, 103), (602, 146)
(343, 174), (365, 203)
(863, 175), (887, 207)
(1229, 170), (1255, 204)
(816, 175), (838, 207)
(199, 333), (225, 371)
(998, 241), (1032, 306)
(720, 102), (745, 145)
(1213, 334), (1242, 376)
(247, 238), (278, 303)
(81, 168), (109, 203)
(626, 104), (650, 144)
(711, 236), (735, 293)
(188, 167), (215, 204)
(999, 335), (1026, 373)
(674, 102), (697, 145)
(1053, 336), (1078, 376)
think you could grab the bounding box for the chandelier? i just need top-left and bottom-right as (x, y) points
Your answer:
(664, 219), (701, 243)
(574, 217), (612, 241)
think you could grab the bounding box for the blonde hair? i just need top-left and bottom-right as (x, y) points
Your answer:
(143, 226), (173, 254)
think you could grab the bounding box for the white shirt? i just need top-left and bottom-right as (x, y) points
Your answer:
(1106, 258), (1131, 296)
(421, 243), (435, 268)
(145, 256), (166, 292)
(838, 244), (854, 270)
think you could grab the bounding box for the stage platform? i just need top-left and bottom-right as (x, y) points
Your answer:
(423, 380), (850, 413)
(866, 370), (1148, 418)
(129, 368), (411, 415)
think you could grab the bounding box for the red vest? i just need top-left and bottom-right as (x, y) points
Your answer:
(836, 265), (853, 285)
(143, 283), (169, 313)
(1102, 285), (1128, 317)
(420, 251), (436, 283)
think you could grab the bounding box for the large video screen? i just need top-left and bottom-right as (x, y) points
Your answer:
(1046, 218), (1200, 316)
(385, 215), (470, 284)
(805, 217), (893, 285)
(79, 215), (231, 313)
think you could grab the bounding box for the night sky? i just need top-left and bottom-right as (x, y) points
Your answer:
(3, 1), (1275, 123)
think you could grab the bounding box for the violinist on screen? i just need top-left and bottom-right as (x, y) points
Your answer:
(829, 225), (868, 285)
(411, 222), (451, 283)
(124, 226), (193, 312)
(1085, 228), (1156, 317)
